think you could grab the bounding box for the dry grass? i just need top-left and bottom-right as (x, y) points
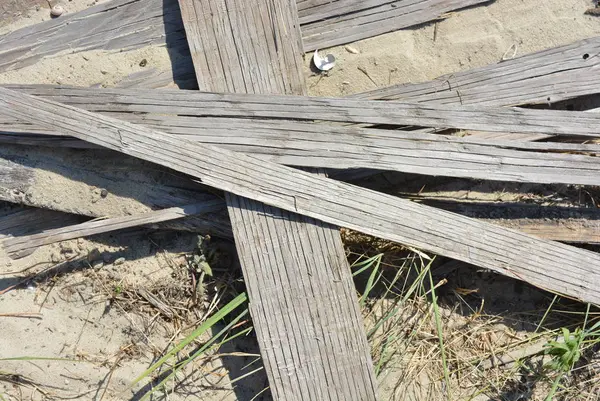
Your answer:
(3, 229), (600, 401)
(346, 232), (600, 401)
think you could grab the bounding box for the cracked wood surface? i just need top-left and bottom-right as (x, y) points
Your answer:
(3, 201), (223, 259)
(177, 0), (378, 400)
(3, 86), (598, 137)
(2, 87), (600, 307)
(2, 89), (600, 186)
(0, 0), (491, 73)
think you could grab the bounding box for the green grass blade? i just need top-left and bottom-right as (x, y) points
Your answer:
(139, 311), (251, 401)
(535, 294), (558, 333)
(360, 257), (382, 307)
(429, 269), (452, 401)
(352, 254), (383, 277)
(132, 292), (247, 386)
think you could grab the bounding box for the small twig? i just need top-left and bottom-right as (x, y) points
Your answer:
(0, 312), (42, 319)
(98, 353), (124, 401)
(357, 66), (377, 86)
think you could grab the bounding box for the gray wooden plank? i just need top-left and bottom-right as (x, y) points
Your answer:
(0, 0), (491, 72)
(2, 201), (223, 259)
(177, 0), (377, 400)
(6, 85), (600, 138)
(0, 207), (85, 240)
(353, 36), (600, 107)
(0, 0), (188, 73)
(419, 200), (600, 244)
(0, 144), (231, 237)
(300, 0), (491, 51)
(3, 88), (600, 307)
(4, 107), (600, 186)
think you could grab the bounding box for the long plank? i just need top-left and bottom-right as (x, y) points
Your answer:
(353, 36), (600, 106)
(0, 0), (491, 73)
(299, 0), (490, 51)
(0, 207), (85, 240)
(0, 0), (189, 73)
(5, 86), (600, 138)
(3, 88), (600, 306)
(0, 144), (231, 237)
(2, 201), (223, 259)
(419, 200), (600, 244)
(3, 108), (600, 186)
(177, 0), (378, 400)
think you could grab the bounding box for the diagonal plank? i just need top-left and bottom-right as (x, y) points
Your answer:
(298, 0), (491, 51)
(2, 201), (223, 259)
(0, 0), (492, 73)
(0, 144), (232, 237)
(2, 88), (600, 307)
(353, 35), (600, 106)
(176, 0), (378, 400)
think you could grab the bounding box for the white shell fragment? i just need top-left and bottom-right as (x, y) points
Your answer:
(345, 45), (359, 54)
(313, 49), (336, 71)
(50, 5), (64, 17)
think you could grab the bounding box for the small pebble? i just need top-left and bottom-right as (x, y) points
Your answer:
(50, 5), (64, 17)
(113, 257), (126, 266)
(345, 45), (359, 54)
(100, 70), (108, 75)
(139, 59), (148, 67)
(100, 188), (108, 198)
(92, 261), (104, 270)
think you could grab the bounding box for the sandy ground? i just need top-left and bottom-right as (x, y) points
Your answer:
(0, 0), (599, 400)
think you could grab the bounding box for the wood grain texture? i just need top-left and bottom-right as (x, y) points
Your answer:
(0, 207), (85, 240)
(3, 103), (600, 186)
(0, 0), (188, 73)
(6, 85), (600, 138)
(0, 144), (231, 237)
(353, 35), (600, 106)
(298, 0), (491, 51)
(420, 200), (600, 244)
(177, 0), (378, 399)
(0, 0), (491, 73)
(3, 88), (600, 307)
(3, 201), (223, 259)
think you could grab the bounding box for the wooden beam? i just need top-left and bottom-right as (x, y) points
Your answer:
(0, 206), (85, 240)
(5, 85), (600, 138)
(417, 200), (600, 244)
(0, 144), (231, 237)
(353, 36), (600, 106)
(298, 0), (491, 51)
(3, 88), (600, 307)
(0, 0), (492, 73)
(2, 201), (223, 259)
(177, 1), (378, 400)
(3, 105), (600, 186)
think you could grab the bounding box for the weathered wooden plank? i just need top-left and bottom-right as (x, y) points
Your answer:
(3, 201), (223, 259)
(7, 85), (600, 138)
(353, 36), (600, 106)
(0, 0), (189, 73)
(299, 0), (490, 51)
(0, 0), (491, 73)
(0, 144), (231, 237)
(419, 200), (600, 244)
(178, 0), (378, 399)
(4, 109), (600, 186)
(3, 88), (600, 307)
(0, 207), (85, 240)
